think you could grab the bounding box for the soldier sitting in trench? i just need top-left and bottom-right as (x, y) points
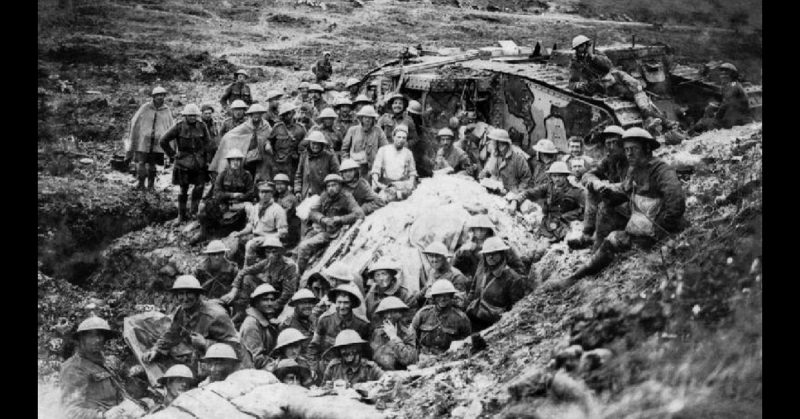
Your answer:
(453, 214), (527, 278)
(198, 343), (241, 386)
(265, 328), (315, 386)
(544, 128), (686, 291)
(363, 256), (418, 326)
(322, 329), (384, 385)
(239, 284), (282, 369)
(410, 279), (472, 356)
(150, 364), (194, 413)
(369, 296), (418, 371)
(193, 240), (238, 301)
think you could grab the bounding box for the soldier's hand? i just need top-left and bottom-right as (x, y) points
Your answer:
(142, 348), (158, 363)
(219, 292), (235, 305)
(190, 332), (207, 349)
(295, 192), (302, 202)
(103, 404), (127, 419)
(382, 320), (399, 341)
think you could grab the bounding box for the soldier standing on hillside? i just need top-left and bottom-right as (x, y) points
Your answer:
(126, 86), (174, 191)
(220, 69), (253, 109)
(312, 51), (333, 82)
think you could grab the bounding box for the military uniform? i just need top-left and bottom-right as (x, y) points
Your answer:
(160, 119), (213, 186)
(60, 352), (123, 419)
(198, 166), (254, 236)
(194, 258), (238, 300)
(220, 82), (253, 108)
(410, 305), (471, 355)
(296, 190), (365, 272)
(580, 153), (629, 240)
(312, 59), (333, 82)
(239, 307), (280, 369)
(568, 51), (613, 94)
(479, 149), (533, 194)
(307, 311), (371, 363)
(717, 81), (753, 128)
(418, 265), (470, 309)
(269, 121), (307, 184)
(322, 358), (383, 385)
(232, 255), (299, 312)
(364, 281), (417, 326)
(341, 125), (388, 178)
(467, 261), (528, 329)
(219, 116), (246, 142)
(294, 149), (340, 200)
(280, 313), (317, 341)
(434, 144), (473, 174)
(377, 112), (417, 146)
(342, 177), (386, 216)
(275, 189), (301, 248)
(241, 201), (289, 265)
(520, 181), (585, 242)
(454, 240), (526, 278)
(369, 323), (418, 370)
(333, 116), (360, 155)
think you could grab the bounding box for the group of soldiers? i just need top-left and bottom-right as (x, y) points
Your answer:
(60, 34), (752, 417)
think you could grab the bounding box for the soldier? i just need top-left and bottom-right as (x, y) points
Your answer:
(561, 136), (595, 181)
(220, 69), (253, 108)
(352, 93), (373, 114)
(410, 280), (471, 355)
(60, 316), (129, 419)
(308, 284), (372, 367)
(333, 98), (359, 157)
(569, 125), (628, 250)
(269, 102), (307, 185)
(370, 297), (418, 371)
(239, 284), (282, 369)
(342, 105), (388, 179)
(200, 104), (220, 143)
(142, 275), (249, 371)
(371, 125), (418, 201)
(322, 330), (384, 385)
(296, 81), (311, 105)
(529, 139), (561, 188)
(545, 128), (686, 291)
(295, 130), (341, 202)
(297, 102), (317, 132)
(223, 236), (299, 320)
(345, 77), (360, 100)
(273, 173), (301, 248)
(339, 158), (386, 216)
(377, 92), (417, 148)
(308, 272), (333, 319)
(194, 240), (238, 301)
(199, 343), (240, 385)
(194, 149), (255, 244)
(218, 99), (248, 141)
(126, 86), (174, 191)
(264, 90), (284, 126)
(405, 99), (435, 178)
(466, 237), (528, 331)
(280, 289), (319, 340)
(267, 329), (315, 386)
(152, 364), (194, 412)
(232, 182), (288, 266)
(512, 161), (584, 243)
(453, 214), (527, 278)
(209, 103), (274, 184)
(456, 121), (486, 174)
(312, 51), (333, 82)
(296, 174), (365, 273)
(160, 104), (213, 223)
(311, 108), (342, 154)
(479, 128), (532, 194)
(433, 127), (473, 175)
(364, 256), (417, 325)
(273, 359), (313, 387)
(418, 241), (470, 309)
(716, 63), (753, 128)
(308, 83), (327, 115)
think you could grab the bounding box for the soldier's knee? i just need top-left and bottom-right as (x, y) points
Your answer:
(605, 230), (631, 252)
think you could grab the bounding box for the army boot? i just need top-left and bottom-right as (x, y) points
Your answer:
(177, 195), (188, 224)
(542, 244), (614, 292)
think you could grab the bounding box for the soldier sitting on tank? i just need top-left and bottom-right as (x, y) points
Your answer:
(199, 343), (241, 386)
(194, 240), (238, 302)
(151, 364), (194, 413)
(466, 237), (529, 331)
(510, 161), (585, 243)
(60, 316), (132, 419)
(545, 128), (686, 291)
(418, 242), (470, 309)
(364, 256), (418, 326)
(410, 280), (472, 356)
(370, 297), (418, 371)
(142, 275), (251, 371)
(322, 330), (384, 385)
(193, 149), (255, 244)
(453, 214), (527, 278)
(339, 158), (386, 216)
(296, 174), (365, 274)
(568, 126), (629, 250)
(569, 35), (663, 120)
(479, 128), (532, 194)
(239, 284), (282, 369)
(434, 127), (475, 176)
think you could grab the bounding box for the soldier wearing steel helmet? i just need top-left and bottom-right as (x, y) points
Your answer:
(239, 284), (282, 369)
(194, 240), (238, 300)
(569, 125), (629, 250)
(126, 86), (174, 191)
(218, 99), (248, 140)
(322, 330), (384, 385)
(479, 128), (533, 194)
(142, 275), (249, 370)
(225, 236), (299, 321)
(266, 328), (315, 386)
(200, 104), (219, 143)
(274, 358), (314, 387)
(433, 127), (473, 175)
(377, 92), (418, 148)
(345, 77), (360, 100)
(453, 214), (527, 278)
(312, 51), (334, 83)
(410, 280), (472, 355)
(352, 93), (373, 114)
(308, 83), (328, 115)
(568, 35), (613, 96)
(342, 105), (388, 178)
(193, 149), (255, 244)
(60, 316), (130, 419)
(511, 161), (584, 243)
(295, 130), (341, 203)
(529, 138), (562, 189)
(364, 256), (418, 326)
(280, 289), (320, 340)
(199, 343), (241, 385)
(264, 90), (284, 127)
(296, 174), (365, 273)
(230, 182), (288, 266)
(339, 158), (386, 215)
(308, 284), (372, 370)
(466, 237), (529, 330)
(418, 241), (470, 309)
(150, 364), (194, 412)
(268, 102), (308, 185)
(545, 128), (685, 291)
(160, 104), (214, 223)
(220, 69), (253, 108)
(308, 107), (342, 154)
(369, 297), (418, 371)
(273, 173), (301, 248)
(715, 62), (753, 129)
(333, 98), (359, 156)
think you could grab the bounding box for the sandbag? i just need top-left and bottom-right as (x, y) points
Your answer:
(170, 388), (253, 419)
